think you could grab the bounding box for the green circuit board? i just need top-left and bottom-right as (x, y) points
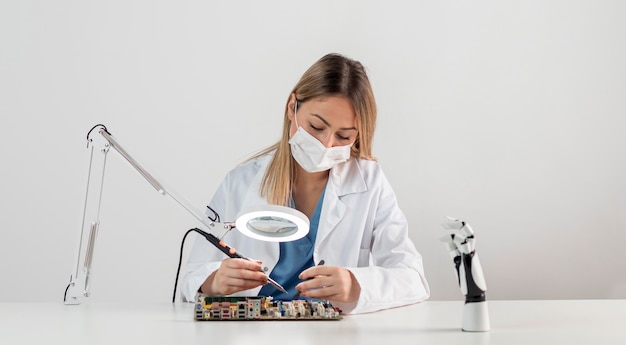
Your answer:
(194, 295), (342, 321)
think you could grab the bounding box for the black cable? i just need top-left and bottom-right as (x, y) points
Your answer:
(86, 124), (110, 139)
(63, 280), (71, 303)
(173, 228), (200, 303)
(206, 206), (220, 222)
(172, 227), (224, 303)
(85, 124), (111, 148)
(173, 211), (222, 302)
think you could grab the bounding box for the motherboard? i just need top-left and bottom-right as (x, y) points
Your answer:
(194, 295), (342, 321)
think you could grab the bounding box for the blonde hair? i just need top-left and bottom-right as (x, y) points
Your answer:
(252, 53), (377, 206)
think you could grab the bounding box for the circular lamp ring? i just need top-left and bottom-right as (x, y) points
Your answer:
(235, 205), (310, 242)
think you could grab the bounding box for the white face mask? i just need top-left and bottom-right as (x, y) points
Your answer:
(288, 103), (353, 173)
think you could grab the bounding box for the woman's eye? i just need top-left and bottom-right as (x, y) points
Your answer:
(310, 124), (323, 131)
(337, 135), (350, 141)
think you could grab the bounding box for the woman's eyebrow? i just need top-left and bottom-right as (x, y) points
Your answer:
(312, 114), (357, 131)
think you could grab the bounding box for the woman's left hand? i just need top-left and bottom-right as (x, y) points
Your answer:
(295, 265), (361, 303)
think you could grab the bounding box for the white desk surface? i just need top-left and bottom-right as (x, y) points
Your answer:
(1, 299), (624, 344)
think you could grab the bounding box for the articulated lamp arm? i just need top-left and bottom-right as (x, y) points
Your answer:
(63, 125), (231, 304)
(64, 125), (307, 305)
(97, 125), (219, 228)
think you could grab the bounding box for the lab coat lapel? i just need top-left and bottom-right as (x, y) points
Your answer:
(316, 159), (367, 246)
(316, 181), (345, 247)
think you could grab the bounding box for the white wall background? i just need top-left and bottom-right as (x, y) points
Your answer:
(1, 0), (625, 303)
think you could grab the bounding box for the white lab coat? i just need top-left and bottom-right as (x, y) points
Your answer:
(181, 152), (430, 314)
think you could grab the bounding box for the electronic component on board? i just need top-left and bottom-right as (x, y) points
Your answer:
(194, 294), (342, 321)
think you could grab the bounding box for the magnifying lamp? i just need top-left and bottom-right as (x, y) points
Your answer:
(64, 124), (309, 305)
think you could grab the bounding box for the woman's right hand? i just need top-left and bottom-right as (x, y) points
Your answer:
(200, 258), (268, 296)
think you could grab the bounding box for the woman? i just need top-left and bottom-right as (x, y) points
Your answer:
(181, 53), (429, 314)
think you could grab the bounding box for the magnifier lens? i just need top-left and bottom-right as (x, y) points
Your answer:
(246, 216), (298, 237)
(235, 205), (309, 242)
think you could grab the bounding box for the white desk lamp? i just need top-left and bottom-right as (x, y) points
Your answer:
(64, 124), (309, 305)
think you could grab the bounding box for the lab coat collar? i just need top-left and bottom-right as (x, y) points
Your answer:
(329, 158), (367, 196)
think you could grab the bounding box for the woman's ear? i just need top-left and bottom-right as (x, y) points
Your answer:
(287, 93), (297, 121)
